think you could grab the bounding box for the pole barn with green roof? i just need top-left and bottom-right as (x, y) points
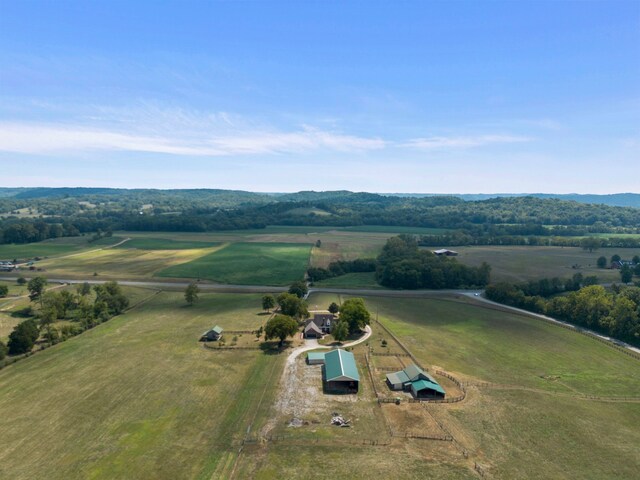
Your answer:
(322, 349), (359, 393)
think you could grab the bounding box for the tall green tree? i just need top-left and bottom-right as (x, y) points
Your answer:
(276, 292), (309, 319)
(27, 276), (47, 304)
(288, 281), (308, 299)
(339, 298), (371, 334)
(580, 237), (602, 252)
(621, 265), (633, 284)
(261, 294), (276, 312)
(332, 320), (349, 342)
(184, 282), (200, 306)
(596, 256), (607, 268)
(328, 302), (340, 314)
(8, 319), (39, 354)
(264, 314), (299, 346)
(0, 285), (8, 297)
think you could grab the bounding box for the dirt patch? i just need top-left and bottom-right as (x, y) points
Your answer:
(382, 403), (446, 437)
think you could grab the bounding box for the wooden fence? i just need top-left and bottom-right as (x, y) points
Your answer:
(371, 352), (411, 357)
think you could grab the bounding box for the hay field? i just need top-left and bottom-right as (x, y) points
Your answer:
(38, 245), (223, 278)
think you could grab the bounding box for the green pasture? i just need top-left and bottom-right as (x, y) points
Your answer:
(366, 295), (640, 396)
(157, 242), (311, 285)
(0, 291), (283, 480)
(116, 237), (220, 250)
(313, 272), (381, 289)
(448, 245), (640, 283)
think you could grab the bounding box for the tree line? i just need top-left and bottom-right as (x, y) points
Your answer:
(3, 192), (640, 246)
(485, 281), (640, 347)
(0, 278), (129, 364)
(375, 235), (491, 289)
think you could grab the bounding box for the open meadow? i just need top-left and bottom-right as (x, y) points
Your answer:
(448, 245), (640, 283)
(0, 288), (639, 479)
(0, 290), (284, 480)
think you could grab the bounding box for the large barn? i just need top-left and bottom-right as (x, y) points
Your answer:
(386, 364), (445, 399)
(323, 349), (359, 393)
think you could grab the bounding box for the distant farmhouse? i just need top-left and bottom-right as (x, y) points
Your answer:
(303, 313), (335, 339)
(200, 325), (223, 342)
(323, 349), (359, 393)
(432, 249), (458, 257)
(386, 364), (445, 399)
(611, 259), (636, 269)
(0, 261), (15, 272)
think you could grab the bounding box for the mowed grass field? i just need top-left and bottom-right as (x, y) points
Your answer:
(0, 236), (124, 261)
(0, 291), (283, 480)
(346, 294), (640, 479)
(157, 242), (312, 285)
(447, 245), (640, 283)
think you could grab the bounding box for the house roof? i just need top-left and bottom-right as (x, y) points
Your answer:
(212, 325), (223, 334)
(411, 378), (446, 395)
(304, 322), (323, 334)
(307, 352), (326, 362)
(324, 349), (359, 382)
(386, 370), (410, 385)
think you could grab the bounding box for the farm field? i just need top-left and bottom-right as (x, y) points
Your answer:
(0, 291), (283, 480)
(38, 244), (223, 278)
(157, 242), (312, 285)
(446, 245), (640, 283)
(115, 238), (221, 250)
(0, 236), (123, 261)
(313, 272), (381, 289)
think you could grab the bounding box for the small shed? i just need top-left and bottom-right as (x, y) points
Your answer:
(200, 325), (223, 341)
(323, 349), (359, 393)
(386, 370), (410, 391)
(307, 351), (326, 365)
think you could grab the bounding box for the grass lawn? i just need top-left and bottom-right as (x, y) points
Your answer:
(156, 242), (312, 285)
(446, 245), (640, 283)
(0, 291), (284, 480)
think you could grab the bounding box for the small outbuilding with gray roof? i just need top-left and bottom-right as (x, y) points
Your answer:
(323, 348), (359, 393)
(200, 325), (223, 341)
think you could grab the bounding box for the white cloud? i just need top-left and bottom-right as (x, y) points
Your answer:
(0, 122), (385, 156)
(402, 134), (532, 150)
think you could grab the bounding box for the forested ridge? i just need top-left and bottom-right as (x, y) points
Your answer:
(1, 188), (640, 245)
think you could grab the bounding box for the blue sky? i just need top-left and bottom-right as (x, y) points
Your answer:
(0, 0), (638, 193)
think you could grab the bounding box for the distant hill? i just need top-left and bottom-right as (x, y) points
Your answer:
(1, 188), (638, 208)
(384, 193), (640, 208)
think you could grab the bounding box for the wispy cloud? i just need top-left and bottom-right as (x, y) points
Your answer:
(0, 122), (385, 156)
(402, 134), (532, 150)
